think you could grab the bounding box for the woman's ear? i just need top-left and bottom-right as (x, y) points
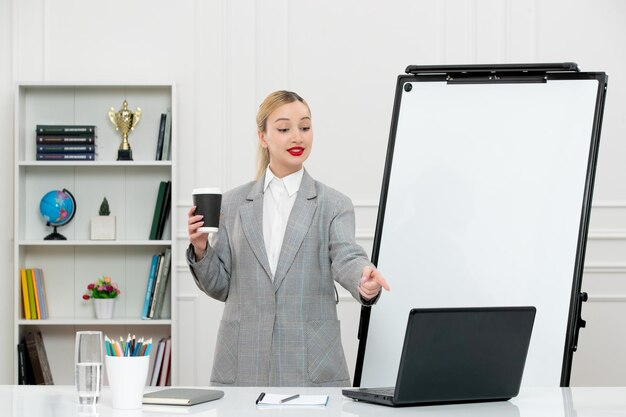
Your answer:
(257, 130), (268, 148)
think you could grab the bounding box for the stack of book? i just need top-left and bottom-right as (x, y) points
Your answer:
(149, 180), (171, 240)
(36, 125), (96, 161)
(20, 268), (48, 320)
(142, 249), (172, 320)
(17, 331), (53, 385)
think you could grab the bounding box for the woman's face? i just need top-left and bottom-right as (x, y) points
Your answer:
(258, 100), (313, 178)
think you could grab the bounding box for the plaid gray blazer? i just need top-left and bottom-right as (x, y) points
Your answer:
(187, 170), (375, 386)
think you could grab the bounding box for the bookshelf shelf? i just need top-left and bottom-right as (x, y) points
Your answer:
(18, 319), (172, 326)
(18, 161), (173, 167)
(18, 240), (173, 246)
(13, 83), (177, 386)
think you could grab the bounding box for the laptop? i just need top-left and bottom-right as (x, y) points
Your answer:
(343, 306), (536, 407)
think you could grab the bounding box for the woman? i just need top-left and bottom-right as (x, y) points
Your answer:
(187, 90), (389, 386)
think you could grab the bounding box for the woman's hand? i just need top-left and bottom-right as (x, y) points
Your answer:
(188, 206), (208, 261)
(359, 266), (390, 300)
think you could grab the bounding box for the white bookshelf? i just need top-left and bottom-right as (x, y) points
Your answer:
(13, 83), (177, 385)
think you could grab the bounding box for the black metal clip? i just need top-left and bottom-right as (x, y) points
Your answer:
(572, 292), (588, 352)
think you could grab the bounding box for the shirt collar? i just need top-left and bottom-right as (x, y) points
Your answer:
(263, 166), (304, 197)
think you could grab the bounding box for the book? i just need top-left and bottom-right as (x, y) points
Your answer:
(155, 113), (166, 160)
(143, 388), (224, 406)
(156, 181), (171, 240)
(151, 248), (172, 319)
(20, 269), (31, 320)
(23, 341), (36, 384)
(37, 135), (95, 144)
(142, 254), (160, 319)
(24, 331), (54, 385)
(25, 269), (37, 320)
(149, 255), (164, 317)
(37, 144), (95, 153)
(149, 249), (168, 318)
(36, 125), (96, 135)
(159, 337), (172, 386)
(149, 181), (167, 240)
(31, 270), (42, 320)
(17, 342), (27, 384)
(34, 268), (48, 319)
(37, 153), (95, 161)
(18, 341), (36, 385)
(150, 338), (166, 386)
(161, 108), (172, 161)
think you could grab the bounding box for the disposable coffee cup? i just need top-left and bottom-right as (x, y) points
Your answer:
(192, 187), (222, 233)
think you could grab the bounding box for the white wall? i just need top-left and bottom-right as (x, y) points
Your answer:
(1, 0), (625, 386)
(0, 0), (14, 385)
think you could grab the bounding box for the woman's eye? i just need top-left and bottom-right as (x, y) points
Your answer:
(301, 126), (311, 132)
(278, 128), (289, 133)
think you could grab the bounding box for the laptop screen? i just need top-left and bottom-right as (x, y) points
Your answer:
(394, 307), (536, 404)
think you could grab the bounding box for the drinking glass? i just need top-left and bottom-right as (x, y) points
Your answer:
(75, 331), (103, 405)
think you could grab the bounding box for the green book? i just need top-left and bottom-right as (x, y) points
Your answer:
(161, 108), (172, 161)
(149, 181), (167, 240)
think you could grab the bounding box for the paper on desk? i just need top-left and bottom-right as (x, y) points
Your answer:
(257, 393), (329, 406)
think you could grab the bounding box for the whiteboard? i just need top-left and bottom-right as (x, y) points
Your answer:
(359, 71), (606, 387)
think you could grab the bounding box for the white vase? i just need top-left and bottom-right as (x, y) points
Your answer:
(93, 298), (115, 319)
(91, 216), (116, 240)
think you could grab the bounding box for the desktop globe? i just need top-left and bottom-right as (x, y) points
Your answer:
(39, 189), (76, 240)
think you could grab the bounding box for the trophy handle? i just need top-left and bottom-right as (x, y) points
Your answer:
(108, 107), (118, 130)
(131, 108), (142, 130)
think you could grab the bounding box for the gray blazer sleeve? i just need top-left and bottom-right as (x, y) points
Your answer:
(186, 219), (232, 302)
(328, 194), (380, 306)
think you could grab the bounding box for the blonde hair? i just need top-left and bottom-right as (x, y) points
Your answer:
(255, 90), (309, 179)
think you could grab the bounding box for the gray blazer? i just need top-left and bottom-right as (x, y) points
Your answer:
(187, 170), (376, 387)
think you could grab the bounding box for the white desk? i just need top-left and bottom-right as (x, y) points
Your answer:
(2, 385), (625, 416)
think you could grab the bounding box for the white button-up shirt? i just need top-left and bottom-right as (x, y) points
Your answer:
(263, 167), (304, 279)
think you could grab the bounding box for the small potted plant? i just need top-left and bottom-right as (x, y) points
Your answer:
(83, 276), (121, 319)
(91, 197), (116, 240)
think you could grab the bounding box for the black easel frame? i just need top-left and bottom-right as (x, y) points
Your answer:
(354, 63), (608, 387)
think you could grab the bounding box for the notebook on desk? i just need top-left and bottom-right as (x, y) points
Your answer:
(143, 388), (224, 406)
(343, 306), (536, 407)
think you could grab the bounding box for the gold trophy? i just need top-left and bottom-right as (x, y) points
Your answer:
(109, 100), (141, 161)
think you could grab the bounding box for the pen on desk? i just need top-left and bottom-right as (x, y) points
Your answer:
(280, 394), (300, 403)
(255, 392), (265, 405)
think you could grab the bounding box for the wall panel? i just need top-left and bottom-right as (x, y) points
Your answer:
(2, 0), (625, 385)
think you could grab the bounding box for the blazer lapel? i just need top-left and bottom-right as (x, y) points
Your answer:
(239, 178), (272, 280)
(273, 171), (318, 291)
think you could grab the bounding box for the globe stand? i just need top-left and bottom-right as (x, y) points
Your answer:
(44, 225), (67, 240)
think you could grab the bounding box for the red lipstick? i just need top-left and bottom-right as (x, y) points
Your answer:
(288, 147), (304, 156)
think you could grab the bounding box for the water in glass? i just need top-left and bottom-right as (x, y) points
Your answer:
(76, 362), (102, 404)
(75, 331), (103, 405)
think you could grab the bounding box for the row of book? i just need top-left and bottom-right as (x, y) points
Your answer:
(17, 331), (53, 385)
(150, 336), (172, 386)
(20, 268), (48, 320)
(150, 180), (172, 240)
(36, 125), (97, 161)
(18, 331), (172, 386)
(156, 109), (172, 161)
(142, 249), (172, 320)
